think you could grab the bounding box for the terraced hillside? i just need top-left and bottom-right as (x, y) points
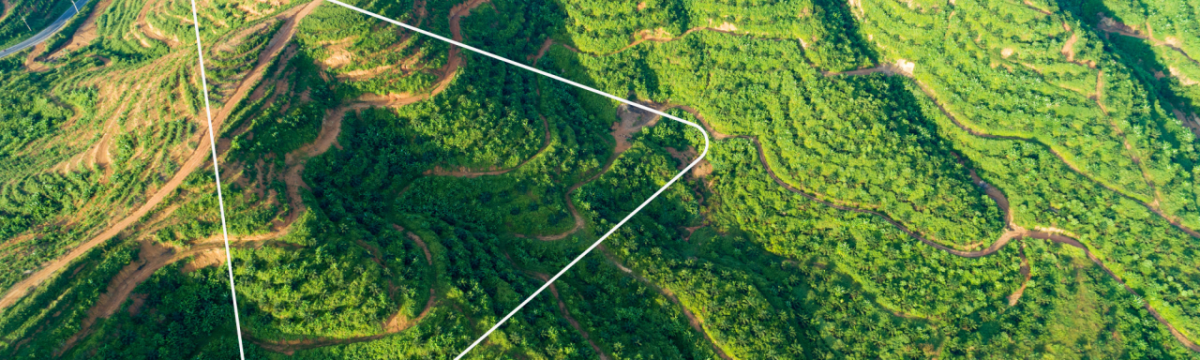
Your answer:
(1, 0), (1200, 359)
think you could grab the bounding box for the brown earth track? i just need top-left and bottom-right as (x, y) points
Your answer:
(528, 37), (554, 65)
(1007, 242), (1032, 306)
(1021, 0), (1053, 15)
(244, 0), (496, 353)
(905, 73), (1200, 240)
(281, 103), (347, 226)
(696, 105), (1200, 351)
(0, 232), (38, 253)
(1098, 16), (1200, 69)
(350, 232), (434, 335)
(0, 0), (322, 313)
(279, 0), (483, 225)
(1059, 22), (1097, 69)
(390, 224), (431, 265)
(513, 104), (667, 241)
(826, 65), (1200, 240)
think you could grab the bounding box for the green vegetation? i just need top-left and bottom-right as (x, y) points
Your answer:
(0, 239), (134, 357)
(4, 0), (1200, 358)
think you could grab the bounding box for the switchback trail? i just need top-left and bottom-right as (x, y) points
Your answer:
(247, 0), (490, 354)
(0, 0), (322, 312)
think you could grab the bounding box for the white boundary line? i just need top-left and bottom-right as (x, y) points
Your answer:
(323, 1), (710, 358)
(187, 2), (247, 359)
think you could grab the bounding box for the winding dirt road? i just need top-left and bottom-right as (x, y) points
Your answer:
(909, 75), (1200, 240)
(1098, 16), (1200, 69)
(251, 225), (436, 355)
(248, 0), (498, 353)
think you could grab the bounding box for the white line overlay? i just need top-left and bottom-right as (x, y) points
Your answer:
(187, 2), (247, 359)
(324, 1), (711, 358)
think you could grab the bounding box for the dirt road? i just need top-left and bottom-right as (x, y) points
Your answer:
(391, 224), (432, 265)
(909, 73), (1200, 240)
(824, 61), (1200, 243)
(134, 0), (180, 47)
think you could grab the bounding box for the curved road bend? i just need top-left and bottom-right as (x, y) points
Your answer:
(0, 0), (90, 59)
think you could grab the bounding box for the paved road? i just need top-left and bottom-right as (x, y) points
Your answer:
(0, 0), (90, 59)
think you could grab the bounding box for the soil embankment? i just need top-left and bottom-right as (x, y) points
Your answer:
(45, 0), (115, 59)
